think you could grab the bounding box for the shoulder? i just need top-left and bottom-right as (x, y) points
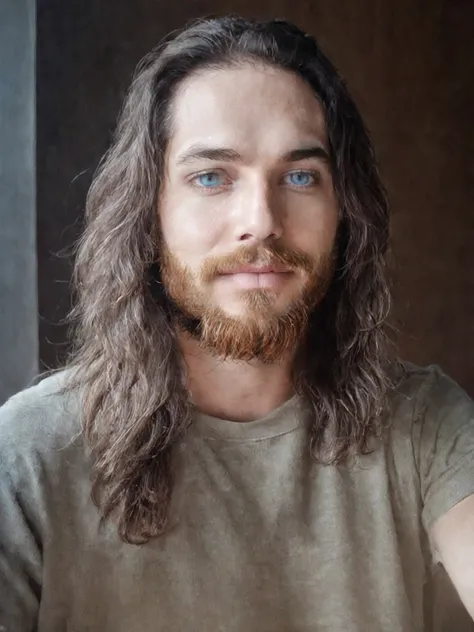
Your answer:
(389, 362), (474, 530)
(0, 373), (87, 622)
(388, 361), (473, 425)
(0, 371), (83, 471)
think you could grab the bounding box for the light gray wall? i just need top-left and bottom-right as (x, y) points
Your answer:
(0, 0), (37, 404)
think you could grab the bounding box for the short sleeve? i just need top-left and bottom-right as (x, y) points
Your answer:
(413, 366), (474, 534)
(0, 393), (44, 631)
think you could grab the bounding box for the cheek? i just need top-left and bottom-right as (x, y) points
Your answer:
(284, 199), (339, 257)
(159, 196), (225, 265)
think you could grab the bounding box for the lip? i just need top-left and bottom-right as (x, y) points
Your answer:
(220, 264), (290, 275)
(217, 266), (293, 290)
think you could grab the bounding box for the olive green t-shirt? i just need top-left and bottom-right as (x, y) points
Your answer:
(1, 365), (474, 631)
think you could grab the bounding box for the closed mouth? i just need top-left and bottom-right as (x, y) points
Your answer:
(221, 265), (291, 275)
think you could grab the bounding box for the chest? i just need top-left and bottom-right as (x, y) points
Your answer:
(40, 433), (427, 631)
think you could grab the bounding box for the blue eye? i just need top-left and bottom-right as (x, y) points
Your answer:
(285, 171), (317, 187)
(196, 172), (224, 188)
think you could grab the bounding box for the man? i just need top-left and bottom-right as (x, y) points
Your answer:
(1, 15), (473, 632)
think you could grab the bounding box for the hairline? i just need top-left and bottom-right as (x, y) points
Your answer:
(159, 54), (331, 182)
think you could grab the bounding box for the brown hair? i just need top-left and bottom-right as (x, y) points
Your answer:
(65, 16), (394, 543)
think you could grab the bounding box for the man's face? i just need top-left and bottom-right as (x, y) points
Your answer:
(159, 63), (339, 361)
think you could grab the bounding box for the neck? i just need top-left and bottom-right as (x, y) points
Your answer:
(178, 332), (295, 422)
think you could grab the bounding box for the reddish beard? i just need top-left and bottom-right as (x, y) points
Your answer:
(160, 242), (334, 362)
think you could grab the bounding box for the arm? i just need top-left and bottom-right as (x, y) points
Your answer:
(431, 493), (474, 620)
(0, 394), (43, 631)
(0, 468), (41, 630)
(414, 365), (474, 622)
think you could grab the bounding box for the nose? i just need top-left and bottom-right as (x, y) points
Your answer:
(234, 179), (283, 243)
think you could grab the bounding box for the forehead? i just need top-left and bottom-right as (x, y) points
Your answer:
(166, 63), (328, 160)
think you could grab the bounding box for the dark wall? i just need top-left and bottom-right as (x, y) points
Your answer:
(35, 2), (474, 626)
(37, 0), (474, 393)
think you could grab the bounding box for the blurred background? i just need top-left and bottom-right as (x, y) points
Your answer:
(1, 1), (473, 399)
(0, 0), (473, 627)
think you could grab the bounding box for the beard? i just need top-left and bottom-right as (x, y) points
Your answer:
(159, 241), (334, 363)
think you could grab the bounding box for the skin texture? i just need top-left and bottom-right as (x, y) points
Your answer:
(431, 494), (474, 619)
(159, 63), (339, 420)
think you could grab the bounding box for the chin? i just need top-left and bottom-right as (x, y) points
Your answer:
(216, 295), (294, 320)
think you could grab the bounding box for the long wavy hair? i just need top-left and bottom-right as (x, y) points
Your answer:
(65, 16), (394, 544)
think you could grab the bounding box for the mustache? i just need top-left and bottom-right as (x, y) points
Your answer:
(200, 243), (316, 283)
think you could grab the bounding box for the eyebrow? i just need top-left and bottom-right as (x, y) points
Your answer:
(176, 144), (331, 166)
(281, 146), (331, 164)
(177, 145), (242, 165)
